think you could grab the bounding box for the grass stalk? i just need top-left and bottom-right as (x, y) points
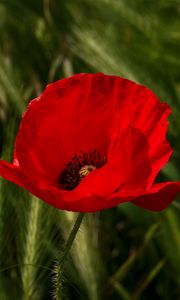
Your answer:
(21, 197), (41, 300)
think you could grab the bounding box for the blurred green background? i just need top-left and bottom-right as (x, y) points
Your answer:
(0, 0), (180, 299)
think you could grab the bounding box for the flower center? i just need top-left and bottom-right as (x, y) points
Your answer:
(59, 150), (106, 191)
(79, 165), (96, 178)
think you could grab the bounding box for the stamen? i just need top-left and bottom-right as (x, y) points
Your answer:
(79, 165), (96, 178)
(59, 150), (106, 191)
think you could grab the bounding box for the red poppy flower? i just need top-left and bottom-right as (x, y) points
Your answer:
(0, 73), (179, 212)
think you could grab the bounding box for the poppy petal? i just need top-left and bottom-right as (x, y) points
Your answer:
(130, 85), (172, 186)
(0, 160), (24, 188)
(112, 79), (172, 189)
(17, 178), (104, 212)
(14, 74), (117, 183)
(131, 181), (180, 211)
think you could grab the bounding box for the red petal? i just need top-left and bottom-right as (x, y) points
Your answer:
(129, 85), (172, 187)
(14, 74), (118, 183)
(131, 182), (180, 211)
(74, 126), (151, 197)
(36, 184), (104, 212)
(111, 78), (172, 189)
(109, 181), (180, 212)
(0, 160), (24, 188)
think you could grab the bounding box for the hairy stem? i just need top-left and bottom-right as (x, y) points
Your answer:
(54, 212), (85, 300)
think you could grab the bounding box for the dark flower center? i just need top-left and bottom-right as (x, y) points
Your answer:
(59, 150), (106, 190)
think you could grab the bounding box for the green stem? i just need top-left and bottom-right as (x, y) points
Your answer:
(55, 212), (85, 299)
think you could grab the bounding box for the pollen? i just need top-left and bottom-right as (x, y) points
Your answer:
(59, 150), (106, 191)
(79, 165), (96, 178)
